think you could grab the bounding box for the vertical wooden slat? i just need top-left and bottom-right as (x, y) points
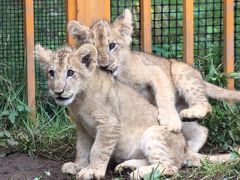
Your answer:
(223, 0), (235, 90)
(140, 0), (152, 53)
(183, 0), (194, 65)
(24, 0), (36, 120)
(66, 0), (77, 46)
(104, 0), (111, 21)
(77, 0), (110, 27)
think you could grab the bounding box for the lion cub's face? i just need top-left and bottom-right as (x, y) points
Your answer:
(68, 9), (133, 75)
(35, 44), (97, 105)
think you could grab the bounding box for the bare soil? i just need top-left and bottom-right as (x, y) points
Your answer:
(0, 145), (232, 180)
(0, 153), (122, 180)
(0, 153), (73, 180)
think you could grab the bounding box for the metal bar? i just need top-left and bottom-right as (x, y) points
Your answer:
(24, 0), (36, 121)
(183, 0), (194, 65)
(140, 0), (152, 53)
(223, 0), (235, 90)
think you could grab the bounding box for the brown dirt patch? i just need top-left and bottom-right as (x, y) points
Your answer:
(0, 153), (73, 180)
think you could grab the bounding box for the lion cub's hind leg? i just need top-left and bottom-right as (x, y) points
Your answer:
(182, 122), (208, 152)
(131, 126), (185, 178)
(186, 148), (239, 167)
(171, 61), (212, 119)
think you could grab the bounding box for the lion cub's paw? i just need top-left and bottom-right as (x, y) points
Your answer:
(162, 119), (182, 133)
(158, 110), (182, 132)
(115, 163), (136, 173)
(115, 159), (147, 173)
(76, 167), (105, 180)
(130, 165), (178, 179)
(62, 162), (78, 175)
(180, 104), (212, 119)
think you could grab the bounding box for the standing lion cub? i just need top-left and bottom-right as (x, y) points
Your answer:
(35, 43), (236, 179)
(68, 9), (240, 133)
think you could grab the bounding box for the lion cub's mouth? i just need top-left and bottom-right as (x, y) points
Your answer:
(56, 94), (73, 101)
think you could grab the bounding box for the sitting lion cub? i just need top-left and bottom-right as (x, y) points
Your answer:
(68, 9), (240, 133)
(35, 43), (235, 179)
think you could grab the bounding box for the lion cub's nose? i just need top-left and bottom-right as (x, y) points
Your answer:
(54, 89), (65, 96)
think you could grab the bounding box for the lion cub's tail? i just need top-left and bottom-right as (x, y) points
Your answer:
(204, 82), (240, 101)
(186, 149), (238, 167)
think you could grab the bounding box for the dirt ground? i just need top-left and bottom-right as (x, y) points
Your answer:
(0, 153), (122, 180)
(0, 153), (73, 180)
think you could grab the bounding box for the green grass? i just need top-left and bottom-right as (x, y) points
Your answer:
(0, 77), (75, 160)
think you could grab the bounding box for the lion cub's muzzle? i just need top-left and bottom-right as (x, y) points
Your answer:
(99, 61), (118, 75)
(52, 89), (74, 105)
(54, 89), (65, 96)
(100, 64), (110, 71)
(55, 95), (73, 101)
(54, 89), (71, 100)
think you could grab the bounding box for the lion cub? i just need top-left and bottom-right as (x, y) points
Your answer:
(35, 43), (235, 179)
(68, 9), (240, 133)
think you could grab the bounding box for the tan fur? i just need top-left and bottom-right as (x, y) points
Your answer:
(35, 44), (236, 179)
(68, 9), (240, 133)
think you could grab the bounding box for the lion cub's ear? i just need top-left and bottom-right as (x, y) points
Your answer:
(35, 44), (52, 70)
(112, 9), (133, 45)
(74, 44), (98, 71)
(68, 21), (90, 45)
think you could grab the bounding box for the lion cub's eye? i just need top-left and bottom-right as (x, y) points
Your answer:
(67, 70), (75, 77)
(48, 70), (54, 78)
(109, 43), (116, 51)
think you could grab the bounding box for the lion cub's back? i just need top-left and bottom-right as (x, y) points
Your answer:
(133, 51), (172, 77)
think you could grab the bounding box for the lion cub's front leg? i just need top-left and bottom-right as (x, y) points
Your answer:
(62, 123), (93, 175)
(150, 67), (182, 132)
(76, 117), (120, 180)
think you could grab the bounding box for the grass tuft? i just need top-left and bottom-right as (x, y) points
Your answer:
(0, 77), (75, 160)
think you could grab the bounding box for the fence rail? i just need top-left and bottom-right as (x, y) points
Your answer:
(223, 0), (235, 90)
(24, 0), (35, 120)
(183, 0), (194, 65)
(2, 0), (238, 117)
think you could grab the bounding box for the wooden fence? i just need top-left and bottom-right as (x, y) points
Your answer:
(24, 0), (235, 117)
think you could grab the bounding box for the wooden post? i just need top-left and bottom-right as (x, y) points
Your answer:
(66, 0), (77, 46)
(223, 0), (235, 90)
(76, 0), (110, 27)
(140, 0), (152, 53)
(183, 0), (194, 65)
(24, 0), (36, 121)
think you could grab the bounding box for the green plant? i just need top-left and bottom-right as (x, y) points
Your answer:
(0, 77), (75, 159)
(0, 77), (30, 125)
